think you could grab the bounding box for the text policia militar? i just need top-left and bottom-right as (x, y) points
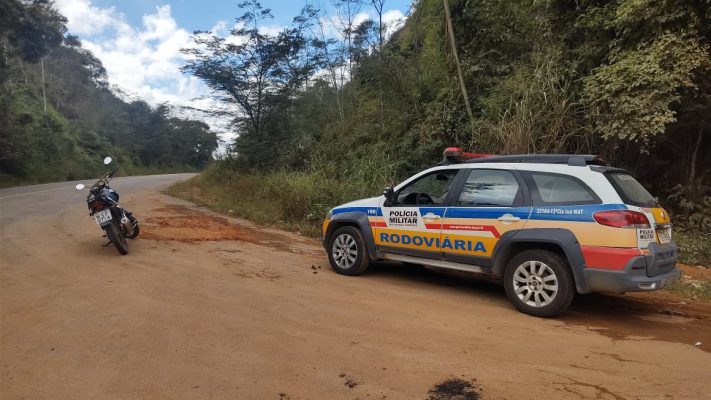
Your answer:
(387, 210), (418, 225)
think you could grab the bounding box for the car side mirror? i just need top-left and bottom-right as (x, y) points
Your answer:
(383, 187), (396, 207)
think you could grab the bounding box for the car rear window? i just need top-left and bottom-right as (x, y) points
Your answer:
(606, 172), (657, 207)
(527, 172), (600, 205)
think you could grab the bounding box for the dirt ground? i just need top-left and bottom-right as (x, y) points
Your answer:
(2, 179), (710, 399)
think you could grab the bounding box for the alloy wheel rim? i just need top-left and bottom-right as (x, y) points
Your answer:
(332, 234), (357, 269)
(512, 260), (558, 308)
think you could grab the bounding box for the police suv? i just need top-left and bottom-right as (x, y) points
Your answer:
(322, 148), (680, 317)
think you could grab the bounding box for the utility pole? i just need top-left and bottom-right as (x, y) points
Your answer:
(442, 0), (475, 132)
(41, 57), (47, 113)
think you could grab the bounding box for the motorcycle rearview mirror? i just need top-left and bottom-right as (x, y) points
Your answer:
(75, 184), (85, 190)
(103, 156), (112, 165)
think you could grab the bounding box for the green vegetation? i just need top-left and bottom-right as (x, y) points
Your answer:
(665, 280), (711, 302)
(167, 161), (392, 237)
(174, 0), (710, 266)
(0, 0), (219, 186)
(3, 1), (707, 264)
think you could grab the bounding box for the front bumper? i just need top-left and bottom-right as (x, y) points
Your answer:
(583, 242), (680, 293)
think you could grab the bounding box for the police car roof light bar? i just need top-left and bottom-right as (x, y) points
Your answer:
(442, 147), (495, 164)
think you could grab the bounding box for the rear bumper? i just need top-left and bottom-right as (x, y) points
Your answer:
(584, 266), (680, 293)
(583, 243), (680, 293)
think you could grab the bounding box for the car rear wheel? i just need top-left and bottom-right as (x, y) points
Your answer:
(504, 249), (574, 317)
(327, 226), (370, 276)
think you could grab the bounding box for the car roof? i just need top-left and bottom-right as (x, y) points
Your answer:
(438, 154), (607, 167)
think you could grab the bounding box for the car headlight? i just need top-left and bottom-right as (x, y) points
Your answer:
(326, 210), (333, 220)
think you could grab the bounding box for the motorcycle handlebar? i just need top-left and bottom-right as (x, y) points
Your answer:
(90, 168), (119, 190)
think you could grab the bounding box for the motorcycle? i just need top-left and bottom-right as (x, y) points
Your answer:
(75, 157), (139, 255)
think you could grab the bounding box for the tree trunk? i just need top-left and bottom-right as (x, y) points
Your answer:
(689, 124), (703, 186)
(442, 0), (475, 135)
(41, 57), (47, 113)
(18, 59), (27, 84)
(377, 1), (383, 53)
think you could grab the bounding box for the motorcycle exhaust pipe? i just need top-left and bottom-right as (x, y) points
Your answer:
(121, 215), (133, 233)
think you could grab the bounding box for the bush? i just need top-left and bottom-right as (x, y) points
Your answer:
(167, 160), (393, 237)
(169, 159), (711, 269)
(673, 227), (711, 267)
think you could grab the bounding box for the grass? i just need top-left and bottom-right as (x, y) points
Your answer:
(165, 165), (387, 237)
(664, 280), (711, 302)
(672, 228), (711, 267)
(166, 162), (711, 272)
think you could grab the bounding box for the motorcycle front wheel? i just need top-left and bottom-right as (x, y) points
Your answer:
(104, 220), (128, 255)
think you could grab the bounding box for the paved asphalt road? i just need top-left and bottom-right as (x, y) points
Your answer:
(0, 174), (196, 225)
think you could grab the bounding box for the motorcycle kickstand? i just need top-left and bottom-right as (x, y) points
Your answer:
(102, 240), (113, 247)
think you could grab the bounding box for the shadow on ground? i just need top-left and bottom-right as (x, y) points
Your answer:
(364, 261), (710, 352)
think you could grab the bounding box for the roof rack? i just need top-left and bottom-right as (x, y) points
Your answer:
(463, 154), (608, 166)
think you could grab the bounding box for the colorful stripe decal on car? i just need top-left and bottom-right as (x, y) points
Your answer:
(528, 204), (627, 222)
(334, 204), (629, 223)
(581, 245), (641, 270)
(332, 207), (383, 216)
(445, 207), (530, 219)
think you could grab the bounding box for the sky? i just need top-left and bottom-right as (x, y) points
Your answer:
(53, 0), (413, 139)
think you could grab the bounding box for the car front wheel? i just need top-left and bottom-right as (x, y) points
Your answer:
(327, 226), (370, 276)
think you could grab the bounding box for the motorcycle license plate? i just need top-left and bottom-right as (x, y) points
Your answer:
(94, 209), (112, 225)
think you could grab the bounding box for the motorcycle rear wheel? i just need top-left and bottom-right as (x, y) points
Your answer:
(105, 220), (128, 255)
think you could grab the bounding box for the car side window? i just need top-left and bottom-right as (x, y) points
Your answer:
(456, 169), (521, 207)
(528, 172), (600, 205)
(396, 170), (458, 206)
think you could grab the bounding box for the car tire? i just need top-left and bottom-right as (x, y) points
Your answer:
(503, 249), (574, 317)
(327, 226), (370, 276)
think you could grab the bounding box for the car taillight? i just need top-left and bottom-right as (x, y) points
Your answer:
(593, 210), (650, 229)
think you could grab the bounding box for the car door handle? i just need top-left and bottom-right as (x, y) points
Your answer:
(498, 214), (521, 222)
(423, 213), (441, 220)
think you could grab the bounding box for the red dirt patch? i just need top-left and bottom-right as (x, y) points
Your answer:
(139, 205), (318, 256)
(141, 206), (261, 243)
(677, 263), (711, 281)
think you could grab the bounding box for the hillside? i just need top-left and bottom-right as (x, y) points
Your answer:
(174, 0), (710, 265)
(0, 0), (218, 186)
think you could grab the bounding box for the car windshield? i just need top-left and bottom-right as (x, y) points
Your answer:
(606, 172), (657, 207)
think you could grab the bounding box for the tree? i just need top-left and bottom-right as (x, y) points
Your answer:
(583, 34), (709, 142)
(368, 0), (387, 52)
(0, 0), (67, 68)
(182, 0), (316, 167)
(582, 0), (711, 185)
(1, 1), (219, 182)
